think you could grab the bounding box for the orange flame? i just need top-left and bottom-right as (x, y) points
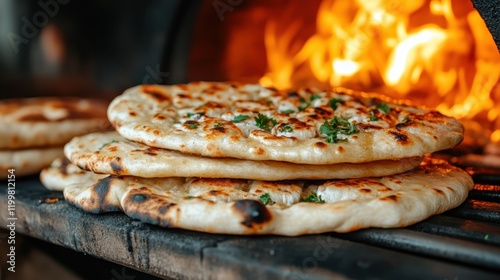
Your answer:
(259, 0), (500, 143)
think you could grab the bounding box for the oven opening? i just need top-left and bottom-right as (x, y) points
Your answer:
(189, 0), (500, 165)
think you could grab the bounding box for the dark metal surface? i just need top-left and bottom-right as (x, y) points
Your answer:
(1, 176), (500, 279)
(472, 0), (500, 51)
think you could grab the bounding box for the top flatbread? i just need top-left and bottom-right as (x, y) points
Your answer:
(0, 97), (110, 149)
(108, 82), (464, 164)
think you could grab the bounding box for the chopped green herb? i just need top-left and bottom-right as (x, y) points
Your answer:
(188, 122), (198, 129)
(260, 193), (274, 205)
(377, 103), (391, 114)
(187, 112), (195, 118)
(185, 195), (195, 199)
(302, 191), (325, 203)
(98, 140), (118, 150)
(329, 98), (343, 110)
(319, 116), (359, 143)
(402, 116), (410, 123)
(231, 115), (250, 123)
(267, 99), (273, 104)
(280, 109), (295, 115)
(310, 94), (321, 101)
(279, 124), (293, 133)
(173, 120), (181, 124)
(214, 123), (223, 128)
(369, 110), (378, 121)
(298, 97), (311, 111)
(485, 234), (489, 240)
(254, 113), (278, 131)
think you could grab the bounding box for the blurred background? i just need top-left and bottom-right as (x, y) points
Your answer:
(0, 0), (195, 100)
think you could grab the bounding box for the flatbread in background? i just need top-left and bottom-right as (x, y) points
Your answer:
(0, 97), (110, 149)
(64, 131), (423, 180)
(62, 158), (473, 236)
(40, 157), (106, 191)
(108, 82), (464, 164)
(0, 147), (64, 177)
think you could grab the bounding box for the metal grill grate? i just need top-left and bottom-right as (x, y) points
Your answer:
(332, 171), (500, 273)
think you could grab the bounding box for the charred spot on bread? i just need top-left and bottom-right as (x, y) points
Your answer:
(141, 85), (170, 102)
(380, 194), (399, 202)
(232, 199), (272, 228)
(110, 157), (123, 173)
(86, 177), (120, 213)
(389, 130), (409, 144)
(314, 142), (327, 149)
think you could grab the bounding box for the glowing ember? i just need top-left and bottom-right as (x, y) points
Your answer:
(259, 0), (500, 144)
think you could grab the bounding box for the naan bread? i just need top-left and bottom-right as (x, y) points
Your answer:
(64, 131), (423, 180)
(0, 147), (64, 177)
(108, 82), (463, 164)
(61, 158), (473, 236)
(0, 97), (110, 149)
(40, 157), (106, 191)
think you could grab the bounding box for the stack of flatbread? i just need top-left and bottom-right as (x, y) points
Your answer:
(41, 82), (474, 236)
(0, 97), (109, 177)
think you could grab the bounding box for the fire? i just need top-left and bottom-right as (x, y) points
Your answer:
(259, 0), (500, 143)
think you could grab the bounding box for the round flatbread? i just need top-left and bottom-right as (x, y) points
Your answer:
(64, 131), (423, 180)
(0, 97), (110, 149)
(62, 158), (473, 236)
(1, 147), (64, 177)
(107, 82), (463, 164)
(40, 157), (106, 191)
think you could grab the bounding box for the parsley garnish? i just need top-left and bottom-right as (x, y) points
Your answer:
(298, 97), (311, 111)
(402, 116), (410, 123)
(279, 124), (293, 133)
(254, 113), (278, 131)
(369, 110), (378, 121)
(187, 112), (195, 118)
(260, 193), (274, 205)
(98, 140), (118, 150)
(319, 116), (359, 143)
(310, 94), (321, 101)
(214, 123), (223, 128)
(329, 98), (343, 110)
(377, 103), (391, 114)
(302, 191), (325, 203)
(280, 109), (295, 115)
(231, 115), (250, 123)
(188, 122), (198, 129)
(185, 195), (195, 199)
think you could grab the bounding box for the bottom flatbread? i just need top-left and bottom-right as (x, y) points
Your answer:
(54, 158), (474, 236)
(0, 147), (64, 177)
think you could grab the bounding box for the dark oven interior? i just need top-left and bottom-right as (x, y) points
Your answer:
(0, 0), (499, 279)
